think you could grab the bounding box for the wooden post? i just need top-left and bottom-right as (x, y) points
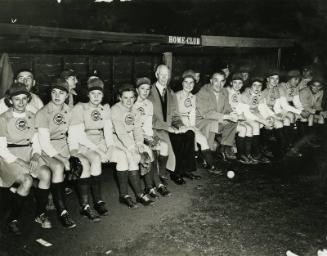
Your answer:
(277, 48), (282, 69)
(162, 52), (173, 71)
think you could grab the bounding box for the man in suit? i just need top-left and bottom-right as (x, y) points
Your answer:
(196, 71), (238, 161)
(148, 64), (197, 185)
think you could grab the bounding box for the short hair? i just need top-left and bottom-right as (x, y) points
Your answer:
(155, 64), (170, 77)
(211, 71), (226, 79)
(15, 69), (34, 79)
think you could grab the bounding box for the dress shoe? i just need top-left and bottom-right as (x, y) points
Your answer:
(170, 173), (186, 185)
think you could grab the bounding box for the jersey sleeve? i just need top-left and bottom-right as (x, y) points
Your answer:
(70, 104), (85, 126)
(35, 109), (49, 129)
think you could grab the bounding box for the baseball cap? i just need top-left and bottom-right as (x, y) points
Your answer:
(8, 82), (31, 98)
(250, 76), (264, 84)
(52, 78), (69, 93)
(60, 69), (76, 80)
(287, 70), (301, 79)
(231, 72), (244, 81)
(266, 68), (280, 77)
(135, 77), (151, 88)
(87, 77), (104, 92)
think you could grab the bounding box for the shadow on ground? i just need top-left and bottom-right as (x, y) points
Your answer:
(1, 143), (327, 256)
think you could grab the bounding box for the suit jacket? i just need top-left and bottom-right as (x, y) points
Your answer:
(148, 84), (178, 171)
(195, 84), (232, 137)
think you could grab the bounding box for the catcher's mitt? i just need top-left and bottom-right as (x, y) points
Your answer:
(139, 151), (151, 176)
(66, 156), (83, 181)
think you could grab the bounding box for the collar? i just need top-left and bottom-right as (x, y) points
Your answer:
(47, 101), (70, 114)
(155, 81), (167, 95)
(11, 109), (26, 118)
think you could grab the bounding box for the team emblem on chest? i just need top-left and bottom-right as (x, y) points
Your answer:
(125, 113), (135, 125)
(91, 110), (101, 121)
(184, 98), (192, 108)
(231, 93), (239, 103)
(137, 107), (145, 115)
(251, 96), (259, 106)
(53, 113), (65, 125)
(288, 88), (295, 97)
(15, 118), (28, 131)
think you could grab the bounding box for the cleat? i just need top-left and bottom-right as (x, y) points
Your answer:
(94, 201), (109, 216)
(119, 195), (138, 209)
(60, 211), (76, 229)
(35, 213), (52, 229)
(81, 205), (101, 222)
(157, 185), (171, 197)
(136, 193), (155, 206)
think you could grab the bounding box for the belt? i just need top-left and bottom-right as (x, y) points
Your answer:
(7, 143), (31, 148)
(50, 137), (66, 141)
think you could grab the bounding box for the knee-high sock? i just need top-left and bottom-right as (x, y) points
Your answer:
(244, 137), (252, 156)
(236, 137), (245, 156)
(90, 175), (102, 203)
(158, 155), (168, 177)
(202, 149), (214, 167)
(8, 192), (26, 222)
(35, 188), (50, 216)
(252, 135), (260, 156)
(76, 178), (90, 207)
(128, 170), (142, 197)
(51, 182), (66, 215)
(116, 171), (128, 197)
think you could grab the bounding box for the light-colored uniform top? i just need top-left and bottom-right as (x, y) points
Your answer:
(278, 82), (303, 115)
(0, 93), (43, 115)
(175, 91), (196, 127)
(299, 87), (324, 113)
(111, 102), (143, 150)
(0, 110), (40, 163)
(35, 102), (71, 157)
(226, 87), (243, 115)
(69, 102), (114, 151)
(132, 98), (154, 137)
(298, 78), (311, 91)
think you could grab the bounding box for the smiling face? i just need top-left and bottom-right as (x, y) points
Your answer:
(10, 94), (28, 113)
(16, 71), (35, 92)
(182, 77), (195, 93)
(136, 84), (151, 100)
(120, 91), (136, 110)
(251, 81), (263, 94)
(267, 75), (279, 88)
(88, 90), (103, 106)
(51, 88), (68, 105)
(288, 77), (300, 87)
(156, 65), (170, 87)
(310, 82), (323, 94)
(210, 73), (226, 93)
(231, 79), (243, 92)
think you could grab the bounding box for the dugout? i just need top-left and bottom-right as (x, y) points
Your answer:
(0, 23), (295, 104)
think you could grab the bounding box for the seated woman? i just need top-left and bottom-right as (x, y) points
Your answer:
(111, 83), (154, 208)
(69, 77), (129, 212)
(0, 83), (51, 234)
(133, 77), (171, 198)
(36, 79), (101, 227)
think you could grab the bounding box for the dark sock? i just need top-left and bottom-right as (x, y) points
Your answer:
(76, 178), (90, 207)
(252, 135), (260, 156)
(244, 137), (252, 156)
(90, 175), (102, 203)
(117, 171), (128, 197)
(128, 170), (142, 197)
(236, 137), (245, 156)
(35, 188), (50, 216)
(144, 168), (154, 190)
(158, 155), (168, 177)
(51, 182), (66, 215)
(8, 193), (26, 222)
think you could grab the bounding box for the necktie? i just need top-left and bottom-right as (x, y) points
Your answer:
(161, 88), (166, 101)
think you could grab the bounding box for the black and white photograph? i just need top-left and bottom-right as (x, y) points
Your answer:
(1, 0), (327, 255)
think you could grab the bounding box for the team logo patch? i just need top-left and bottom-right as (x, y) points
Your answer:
(231, 94), (238, 103)
(251, 96), (259, 105)
(53, 113), (64, 125)
(91, 110), (101, 121)
(125, 113), (135, 125)
(137, 107), (145, 115)
(15, 118), (28, 131)
(184, 98), (192, 108)
(288, 88), (295, 97)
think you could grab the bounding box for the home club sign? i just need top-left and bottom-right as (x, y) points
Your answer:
(168, 36), (201, 46)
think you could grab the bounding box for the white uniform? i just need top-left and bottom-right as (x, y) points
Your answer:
(175, 90), (209, 150)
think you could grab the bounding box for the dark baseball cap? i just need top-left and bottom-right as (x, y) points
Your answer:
(87, 77), (104, 92)
(8, 82), (31, 97)
(231, 72), (244, 81)
(52, 78), (69, 93)
(135, 77), (151, 88)
(60, 69), (76, 80)
(287, 70), (301, 79)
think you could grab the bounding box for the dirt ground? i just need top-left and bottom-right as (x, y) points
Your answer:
(1, 142), (327, 256)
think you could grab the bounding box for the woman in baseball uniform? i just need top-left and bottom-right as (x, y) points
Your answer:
(133, 77), (171, 198)
(0, 83), (51, 234)
(111, 83), (154, 208)
(35, 78), (100, 228)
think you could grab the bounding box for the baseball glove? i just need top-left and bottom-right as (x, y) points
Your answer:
(139, 151), (151, 176)
(66, 156), (83, 181)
